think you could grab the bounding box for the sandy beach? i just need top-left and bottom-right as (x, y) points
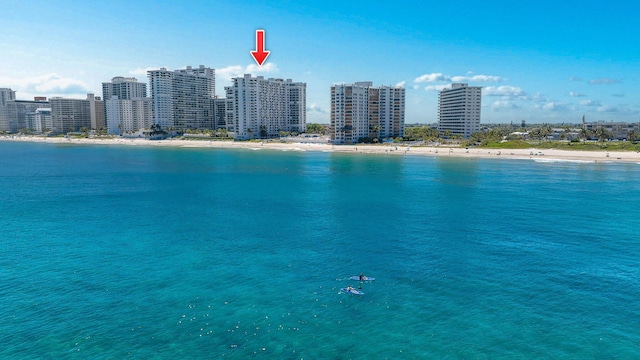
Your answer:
(2, 135), (640, 164)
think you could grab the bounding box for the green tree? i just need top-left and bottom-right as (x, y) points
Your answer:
(594, 127), (612, 143)
(305, 123), (326, 134)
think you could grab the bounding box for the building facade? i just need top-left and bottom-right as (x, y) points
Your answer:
(438, 83), (482, 138)
(148, 65), (215, 131)
(0, 88), (17, 132)
(103, 77), (150, 135)
(106, 98), (152, 135)
(3, 99), (50, 133)
(584, 121), (640, 140)
(87, 94), (105, 130)
(26, 108), (52, 133)
(330, 82), (405, 144)
(102, 76), (147, 101)
(213, 97), (226, 130)
(225, 75), (306, 139)
(50, 97), (92, 134)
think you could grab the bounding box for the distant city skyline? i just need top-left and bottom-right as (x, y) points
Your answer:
(1, 1), (638, 124)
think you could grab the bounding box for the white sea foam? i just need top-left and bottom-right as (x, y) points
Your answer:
(532, 158), (592, 164)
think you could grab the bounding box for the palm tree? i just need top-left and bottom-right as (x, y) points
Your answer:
(540, 125), (553, 141)
(372, 124), (380, 139)
(579, 128), (591, 143)
(594, 127), (611, 144)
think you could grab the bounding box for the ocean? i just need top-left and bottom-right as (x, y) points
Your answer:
(1, 141), (639, 359)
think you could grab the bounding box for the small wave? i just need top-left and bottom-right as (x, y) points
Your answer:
(532, 158), (592, 164)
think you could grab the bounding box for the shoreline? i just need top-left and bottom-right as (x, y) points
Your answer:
(2, 135), (640, 164)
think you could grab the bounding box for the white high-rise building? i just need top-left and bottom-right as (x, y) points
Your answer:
(148, 65), (215, 131)
(330, 82), (405, 144)
(0, 88), (17, 132)
(2, 97), (49, 133)
(103, 77), (151, 135)
(106, 98), (152, 135)
(438, 83), (482, 138)
(26, 108), (52, 133)
(50, 97), (91, 134)
(102, 77), (147, 101)
(213, 97), (226, 130)
(225, 74), (306, 139)
(86, 94), (104, 130)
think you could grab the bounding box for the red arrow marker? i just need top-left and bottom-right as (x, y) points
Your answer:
(250, 29), (270, 66)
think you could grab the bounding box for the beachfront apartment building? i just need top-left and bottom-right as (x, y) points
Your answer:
(105, 98), (153, 135)
(26, 108), (52, 133)
(0, 93), (50, 133)
(102, 76), (147, 101)
(213, 97), (226, 130)
(50, 97), (92, 134)
(87, 94), (105, 130)
(148, 65), (215, 131)
(0, 88), (16, 132)
(103, 77), (150, 135)
(438, 83), (482, 138)
(224, 74), (306, 139)
(330, 82), (405, 144)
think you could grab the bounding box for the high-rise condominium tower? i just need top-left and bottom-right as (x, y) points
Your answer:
(102, 77), (150, 134)
(0, 88), (17, 132)
(50, 97), (92, 134)
(225, 74), (306, 139)
(148, 65), (215, 130)
(438, 83), (482, 138)
(330, 82), (405, 144)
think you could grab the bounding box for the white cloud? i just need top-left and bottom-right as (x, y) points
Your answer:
(596, 105), (619, 112)
(569, 91), (586, 97)
(451, 74), (505, 83)
(412, 84), (420, 90)
(414, 73), (448, 83)
(537, 101), (569, 111)
(579, 99), (601, 107)
(129, 67), (163, 76)
(588, 78), (620, 85)
(612, 93), (625, 97)
(568, 76), (583, 82)
(414, 72), (505, 84)
(215, 65), (245, 83)
(531, 93), (546, 101)
(484, 85), (526, 98)
(307, 103), (326, 114)
(246, 62), (279, 74)
(395, 80), (406, 87)
(491, 100), (519, 111)
(215, 63), (280, 94)
(0, 73), (90, 98)
(424, 85), (448, 91)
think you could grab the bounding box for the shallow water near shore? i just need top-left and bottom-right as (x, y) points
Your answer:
(1, 141), (639, 359)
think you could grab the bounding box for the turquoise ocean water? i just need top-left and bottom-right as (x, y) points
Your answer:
(1, 141), (639, 359)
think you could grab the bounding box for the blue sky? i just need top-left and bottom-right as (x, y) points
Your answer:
(1, 0), (638, 124)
